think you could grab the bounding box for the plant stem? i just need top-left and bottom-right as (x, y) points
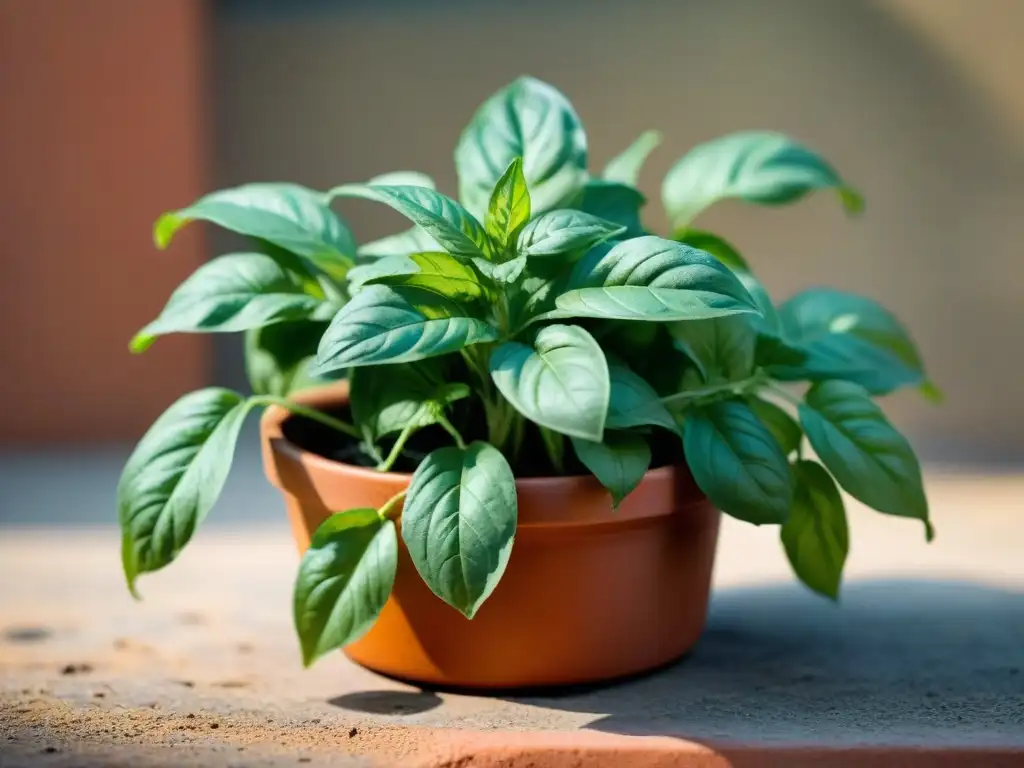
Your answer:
(436, 413), (468, 450)
(765, 382), (803, 409)
(378, 490), (407, 520)
(252, 395), (360, 439)
(659, 373), (763, 406)
(376, 421), (417, 472)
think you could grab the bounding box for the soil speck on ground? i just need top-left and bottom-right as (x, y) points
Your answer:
(61, 662), (93, 675)
(3, 625), (53, 643)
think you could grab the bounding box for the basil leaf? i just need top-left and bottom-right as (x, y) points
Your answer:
(571, 432), (651, 509)
(365, 171), (435, 188)
(674, 229), (749, 272)
(782, 460), (848, 600)
(606, 359), (677, 433)
(402, 442), (517, 618)
(668, 316), (756, 383)
(155, 183), (356, 276)
(662, 131), (863, 227)
(799, 381), (931, 537)
(456, 76), (587, 217)
(245, 320), (331, 396)
(774, 288), (931, 396)
(580, 181), (646, 238)
(358, 227), (442, 260)
(748, 395), (802, 456)
(312, 284), (497, 371)
(489, 324), (610, 441)
(602, 130), (662, 187)
(328, 184), (488, 261)
(485, 157), (531, 253)
(683, 399), (792, 524)
(517, 210), (625, 259)
(350, 359), (469, 442)
(507, 274), (564, 331)
(474, 255), (527, 285)
(293, 509), (397, 666)
(556, 236), (758, 322)
(348, 251), (487, 305)
(118, 388), (253, 596)
(130, 252), (334, 352)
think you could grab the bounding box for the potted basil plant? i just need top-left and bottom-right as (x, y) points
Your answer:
(119, 76), (937, 689)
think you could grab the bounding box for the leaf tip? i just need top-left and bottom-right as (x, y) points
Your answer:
(839, 187), (865, 215)
(924, 519), (936, 543)
(129, 332), (156, 354)
(153, 212), (185, 249)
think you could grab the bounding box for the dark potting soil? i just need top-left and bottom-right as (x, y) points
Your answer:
(282, 399), (685, 478)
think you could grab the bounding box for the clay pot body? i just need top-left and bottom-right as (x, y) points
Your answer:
(261, 383), (720, 690)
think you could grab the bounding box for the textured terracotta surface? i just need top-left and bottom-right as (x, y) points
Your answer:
(2, 467), (1022, 766)
(261, 383), (721, 689)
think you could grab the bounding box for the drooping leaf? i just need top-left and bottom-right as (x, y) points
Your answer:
(312, 284), (497, 372)
(455, 76), (588, 218)
(662, 131), (863, 227)
(489, 324), (609, 441)
(244, 320), (332, 396)
(328, 184), (489, 261)
(782, 460), (848, 600)
(401, 442), (517, 618)
(517, 210), (625, 259)
(603, 130), (662, 186)
(556, 236), (758, 322)
(130, 253), (335, 351)
(748, 395), (802, 456)
(668, 315), (756, 384)
(799, 381), (931, 537)
(571, 432), (651, 509)
(350, 358), (470, 442)
(348, 252), (487, 305)
(155, 183), (356, 277)
(606, 358), (678, 433)
(293, 509), (397, 666)
(774, 288), (932, 396)
(683, 399), (792, 524)
(485, 157), (531, 253)
(580, 180), (647, 238)
(118, 389), (254, 596)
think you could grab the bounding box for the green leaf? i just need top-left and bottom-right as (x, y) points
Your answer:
(348, 252), (487, 304)
(130, 252), (335, 351)
(603, 130), (662, 187)
(155, 183), (356, 276)
(517, 210), (625, 259)
(580, 181), (647, 239)
(748, 395), (802, 456)
(312, 284), (497, 372)
(350, 359), (470, 442)
(674, 229), (749, 272)
(782, 460), (848, 600)
(358, 227), (441, 260)
(401, 442), (517, 618)
(485, 157), (531, 253)
(328, 184), (488, 261)
(668, 316), (755, 384)
(244, 320), (331, 396)
(365, 170), (435, 188)
(473, 255), (527, 285)
(683, 399), (792, 524)
(774, 289), (930, 396)
(606, 359), (678, 433)
(662, 131), (863, 227)
(489, 324), (610, 441)
(118, 389), (253, 596)
(556, 236), (758, 322)
(799, 381), (931, 536)
(571, 432), (651, 509)
(456, 76), (587, 218)
(507, 274), (565, 331)
(293, 509), (397, 666)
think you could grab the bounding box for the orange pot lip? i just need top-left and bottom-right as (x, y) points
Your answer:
(260, 381), (703, 526)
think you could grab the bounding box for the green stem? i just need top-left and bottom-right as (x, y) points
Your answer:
(377, 421), (417, 472)
(252, 395), (360, 439)
(436, 413), (467, 450)
(765, 382), (803, 409)
(660, 373), (763, 406)
(378, 490), (407, 521)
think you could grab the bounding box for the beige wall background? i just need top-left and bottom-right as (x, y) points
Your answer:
(211, 0), (1023, 460)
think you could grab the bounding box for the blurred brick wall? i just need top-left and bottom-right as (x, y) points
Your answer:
(0, 0), (209, 442)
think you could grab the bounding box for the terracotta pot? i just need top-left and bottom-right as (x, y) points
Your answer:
(261, 382), (721, 690)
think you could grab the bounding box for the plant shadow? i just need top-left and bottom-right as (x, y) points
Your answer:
(501, 579), (1024, 746)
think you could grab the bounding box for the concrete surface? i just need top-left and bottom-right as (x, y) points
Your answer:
(1, 469), (1023, 766)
